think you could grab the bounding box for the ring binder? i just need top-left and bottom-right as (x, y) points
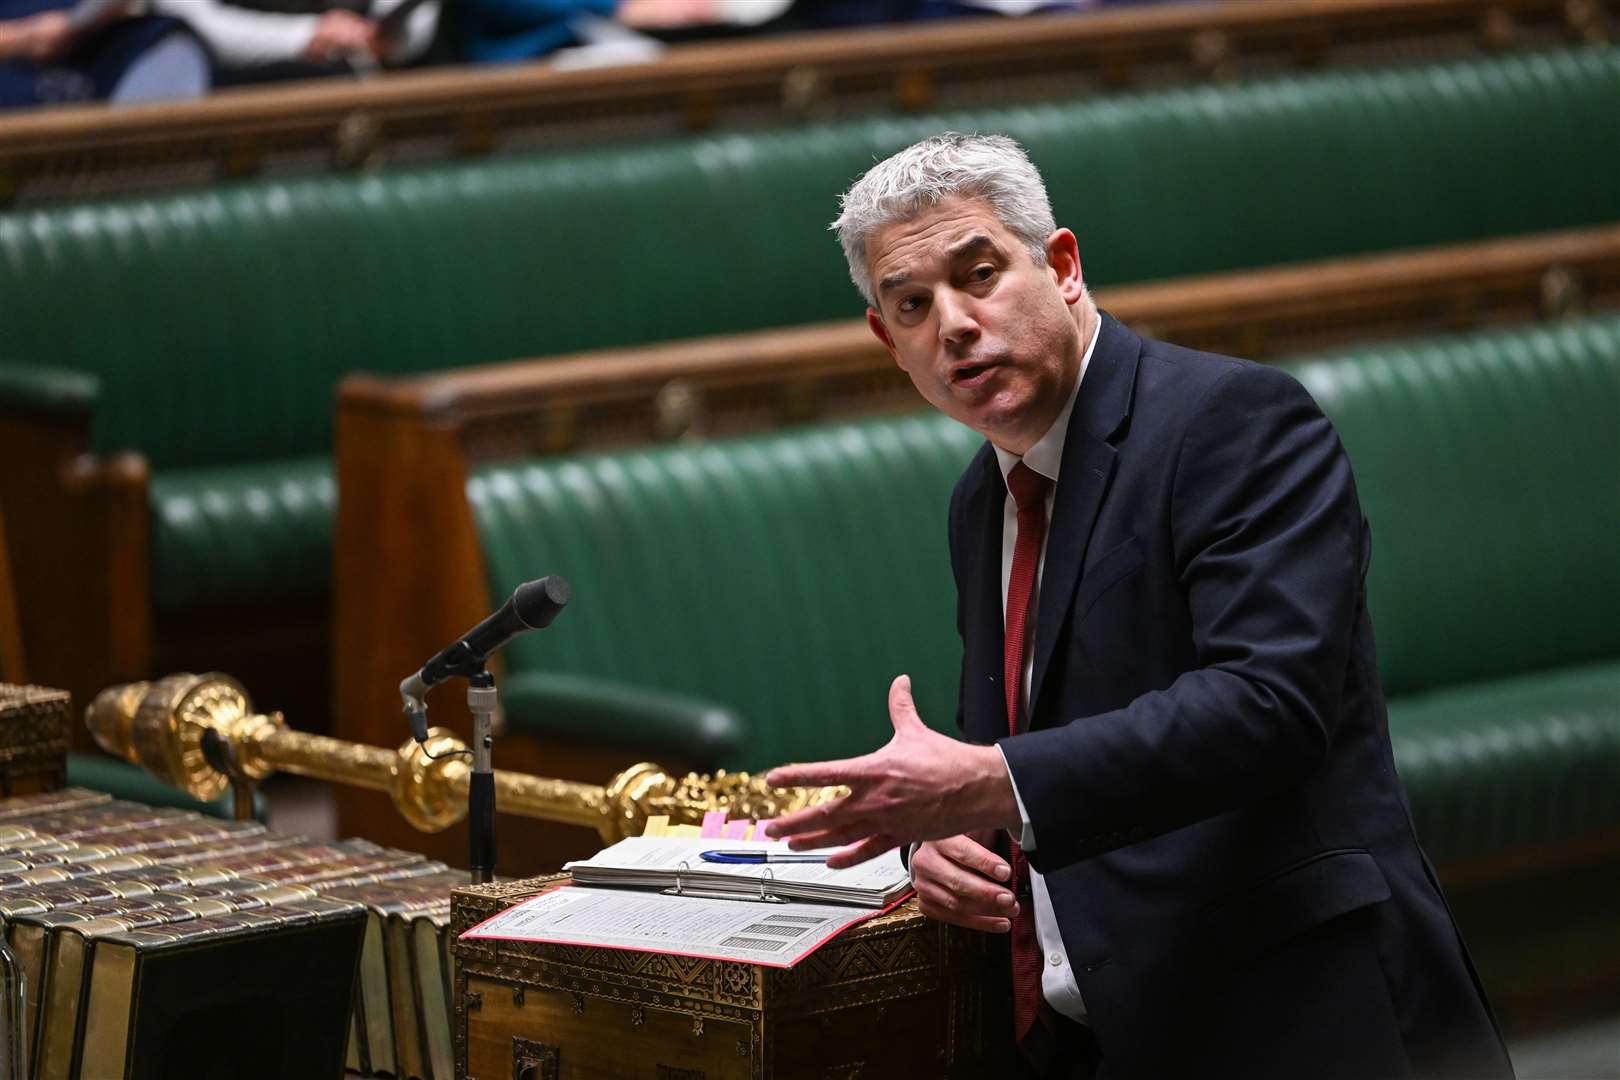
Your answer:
(662, 863), (789, 904)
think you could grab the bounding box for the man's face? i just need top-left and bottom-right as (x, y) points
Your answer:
(864, 196), (1087, 454)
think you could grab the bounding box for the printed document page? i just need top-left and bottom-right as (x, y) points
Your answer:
(461, 884), (902, 968)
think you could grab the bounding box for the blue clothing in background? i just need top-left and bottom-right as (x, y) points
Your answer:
(456, 0), (617, 63)
(0, 0), (205, 107)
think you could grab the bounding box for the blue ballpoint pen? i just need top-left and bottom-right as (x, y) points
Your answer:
(698, 850), (829, 864)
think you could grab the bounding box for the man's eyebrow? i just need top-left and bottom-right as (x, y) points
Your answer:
(946, 235), (997, 261)
(877, 235), (999, 295)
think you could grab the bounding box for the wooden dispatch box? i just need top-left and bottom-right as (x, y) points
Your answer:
(451, 875), (1011, 1079)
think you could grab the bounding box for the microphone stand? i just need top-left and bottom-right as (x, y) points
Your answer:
(400, 575), (571, 885)
(465, 668), (498, 885)
(403, 648), (501, 885)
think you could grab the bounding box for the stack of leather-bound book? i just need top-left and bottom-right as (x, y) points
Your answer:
(0, 786), (462, 1080)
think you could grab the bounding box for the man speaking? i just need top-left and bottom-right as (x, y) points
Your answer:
(763, 133), (1512, 1080)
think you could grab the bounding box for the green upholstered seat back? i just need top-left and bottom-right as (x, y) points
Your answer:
(1285, 314), (1620, 697)
(469, 413), (982, 770)
(2, 46), (1615, 472)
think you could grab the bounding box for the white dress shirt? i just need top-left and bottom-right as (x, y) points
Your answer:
(991, 315), (1099, 1023)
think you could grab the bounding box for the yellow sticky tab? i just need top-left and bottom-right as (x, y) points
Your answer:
(642, 815), (669, 837)
(666, 825), (703, 839)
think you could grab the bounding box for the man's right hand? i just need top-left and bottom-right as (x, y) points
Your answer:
(912, 833), (1018, 934)
(303, 9), (381, 61)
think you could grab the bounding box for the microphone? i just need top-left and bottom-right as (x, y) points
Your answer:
(400, 576), (570, 742)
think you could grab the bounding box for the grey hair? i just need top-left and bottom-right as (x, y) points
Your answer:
(832, 132), (1057, 308)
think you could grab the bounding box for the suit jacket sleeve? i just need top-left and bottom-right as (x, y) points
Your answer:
(999, 362), (1364, 873)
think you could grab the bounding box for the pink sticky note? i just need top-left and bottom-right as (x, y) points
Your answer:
(700, 811), (727, 838)
(722, 818), (752, 839)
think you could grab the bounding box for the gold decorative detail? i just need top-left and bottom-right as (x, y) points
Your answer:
(1189, 28), (1235, 79)
(512, 986), (524, 1008)
(690, 1016), (703, 1038)
(570, 992), (586, 1016)
(333, 112), (383, 171)
(87, 675), (841, 842)
(781, 65), (822, 115)
(466, 990), (483, 1012)
(1540, 263), (1586, 318)
(1479, 7), (1517, 49)
(654, 379), (705, 441)
(629, 1004), (645, 1028)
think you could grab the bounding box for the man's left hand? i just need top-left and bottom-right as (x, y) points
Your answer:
(763, 675), (1021, 868)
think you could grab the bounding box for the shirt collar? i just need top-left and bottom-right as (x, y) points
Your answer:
(994, 312), (1099, 489)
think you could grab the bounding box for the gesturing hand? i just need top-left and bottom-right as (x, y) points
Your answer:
(913, 834), (1018, 933)
(762, 675), (1020, 868)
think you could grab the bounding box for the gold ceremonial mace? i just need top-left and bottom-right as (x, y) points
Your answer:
(86, 673), (838, 845)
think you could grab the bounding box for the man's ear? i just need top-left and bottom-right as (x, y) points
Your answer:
(867, 308), (900, 365)
(1046, 228), (1086, 305)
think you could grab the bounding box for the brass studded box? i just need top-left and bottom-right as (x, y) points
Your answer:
(452, 874), (1010, 1079)
(0, 683), (69, 795)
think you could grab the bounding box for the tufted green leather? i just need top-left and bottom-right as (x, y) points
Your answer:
(470, 412), (983, 770)
(0, 46), (1614, 474)
(148, 456), (335, 612)
(1388, 662), (1620, 861)
(499, 671), (746, 763)
(1285, 315), (1620, 696)
(472, 314), (1620, 864)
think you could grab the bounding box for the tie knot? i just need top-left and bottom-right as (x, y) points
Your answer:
(1007, 461), (1050, 512)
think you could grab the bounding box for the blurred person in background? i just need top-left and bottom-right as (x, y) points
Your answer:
(148, 0), (441, 84)
(0, 0), (208, 107)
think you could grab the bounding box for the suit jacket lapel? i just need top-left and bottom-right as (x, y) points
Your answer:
(1028, 313), (1140, 720)
(961, 445), (1007, 746)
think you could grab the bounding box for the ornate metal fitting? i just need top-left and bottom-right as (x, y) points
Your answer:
(630, 1005), (646, 1028)
(512, 986), (525, 1008)
(570, 992), (586, 1016)
(690, 1016), (704, 1038)
(654, 379), (705, 441)
(466, 990), (484, 1012)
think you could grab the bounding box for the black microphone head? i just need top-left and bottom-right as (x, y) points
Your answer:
(513, 576), (570, 629)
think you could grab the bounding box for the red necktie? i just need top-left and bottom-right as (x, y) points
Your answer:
(1004, 461), (1050, 1054)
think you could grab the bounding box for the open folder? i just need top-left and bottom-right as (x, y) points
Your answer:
(563, 836), (911, 908)
(461, 837), (913, 968)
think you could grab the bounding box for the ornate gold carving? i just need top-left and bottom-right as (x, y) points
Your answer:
(512, 986), (525, 1008)
(570, 993), (586, 1016)
(630, 1004), (646, 1028)
(690, 1016), (703, 1038)
(88, 675), (840, 842)
(467, 990), (483, 1012)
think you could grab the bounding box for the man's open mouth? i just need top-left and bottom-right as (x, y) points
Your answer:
(953, 362), (997, 385)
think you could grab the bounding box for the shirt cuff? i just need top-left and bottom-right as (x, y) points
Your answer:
(997, 743), (1036, 851)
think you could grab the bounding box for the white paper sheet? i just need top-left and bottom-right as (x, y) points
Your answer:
(460, 884), (903, 968)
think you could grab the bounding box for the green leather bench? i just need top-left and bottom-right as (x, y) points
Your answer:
(467, 313), (1620, 871)
(1, 45), (1616, 718)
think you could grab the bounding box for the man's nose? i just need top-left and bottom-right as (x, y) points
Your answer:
(936, 291), (980, 350)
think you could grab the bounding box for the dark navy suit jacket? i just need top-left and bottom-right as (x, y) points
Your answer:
(951, 313), (1513, 1079)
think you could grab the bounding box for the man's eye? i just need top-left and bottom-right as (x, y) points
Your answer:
(970, 265), (995, 283)
(897, 295), (925, 314)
